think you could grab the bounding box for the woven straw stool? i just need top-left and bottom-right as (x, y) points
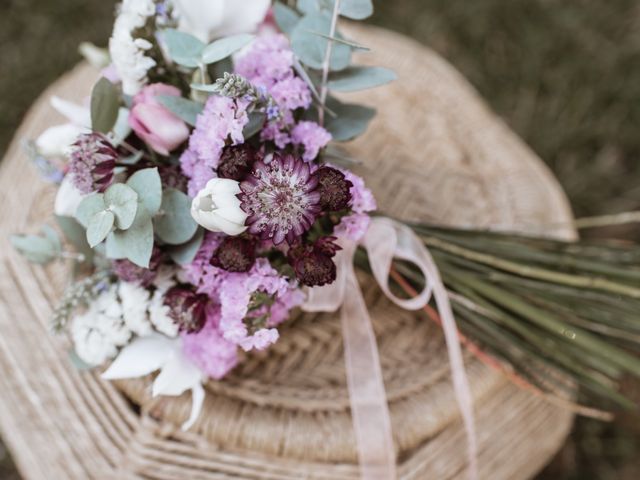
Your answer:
(0, 25), (575, 479)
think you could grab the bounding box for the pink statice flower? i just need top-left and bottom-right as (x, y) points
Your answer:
(235, 34), (312, 149)
(332, 167), (377, 242)
(291, 121), (332, 162)
(181, 96), (249, 197)
(218, 258), (303, 351)
(181, 305), (238, 380)
(183, 232), (226, 298)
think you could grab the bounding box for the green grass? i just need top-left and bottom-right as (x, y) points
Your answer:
(1, 1), (640, 478)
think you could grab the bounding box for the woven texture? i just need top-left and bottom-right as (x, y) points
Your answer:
(0, 25), (575, 479)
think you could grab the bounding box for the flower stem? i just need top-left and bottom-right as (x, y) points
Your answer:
(318, 0), (341, 126)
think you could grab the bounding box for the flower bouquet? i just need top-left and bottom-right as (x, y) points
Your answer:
(10, 0), (640, 478)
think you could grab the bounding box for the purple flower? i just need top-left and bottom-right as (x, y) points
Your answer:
(288, 237), (341, 287)
(163, 286), (210, 333)
(314, 166), (353, 211)
(181, 95), (249, 196)
(69, 133), (117, 193)
(291, 121), (332, 162)
(239, 154), (321, 245)
(181, 306), (238, 380)
(112, 246), (163, 287)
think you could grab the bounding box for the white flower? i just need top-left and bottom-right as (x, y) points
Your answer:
(119, 282), (154, 336)
(191, 178), (248, 236)
(172, 0), (270, 42)
(102, 334), (205, 430)
(71, 286), (132, 366)
(54, 174), (87, 217)
(109, 0), (157, 95)
(149, 288), (179, 338)
(36, 96), (91, 158)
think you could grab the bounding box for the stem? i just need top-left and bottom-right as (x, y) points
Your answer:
(421, 235), (640, 299)
(318, 0), (341, 126)
(389, 267), (612, 420)
(575, 211), (640, 229)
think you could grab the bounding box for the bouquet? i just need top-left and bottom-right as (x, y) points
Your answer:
(11, 0), (640, 477)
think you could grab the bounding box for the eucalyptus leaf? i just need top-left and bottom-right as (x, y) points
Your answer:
(42, 225), (62, 254)
(161, 29), (205, 68)
(328, 66), (396, 92)
(243, 112), (266, 139)
(87, 210), (115, 247)
(324, 97), (376, 141)
(306, 31), (370, 51)
(104, 183), (139, 230)
(202, 34), (254, 65)
(168, 228), (205, 265)
(126, 167), (162, 216)
(112, 107), (132, 145)
(106, 206), (154, 267)
(75, 193), (106, 228)
(55, 215), (93, 262)
(291, 13), (351, 71)
(10, 234), (59, 264)
(274, 2), (301, 34)
(154, 189), (198, 245)
(297, 0), (318, 14)
(339, 0), (373, 19)
(156, 95), (204, 127)
(90, 78), (120, 134)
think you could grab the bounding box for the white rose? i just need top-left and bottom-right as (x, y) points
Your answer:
(172, 0), (270, 42)
(191, 178), (248, 236)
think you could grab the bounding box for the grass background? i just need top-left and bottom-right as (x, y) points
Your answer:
(1, 0), (639, 478)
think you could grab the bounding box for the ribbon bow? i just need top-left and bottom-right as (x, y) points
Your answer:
(303, 217), (478, 480)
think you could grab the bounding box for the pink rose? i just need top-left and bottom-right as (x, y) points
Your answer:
(129, 83), (190, 156)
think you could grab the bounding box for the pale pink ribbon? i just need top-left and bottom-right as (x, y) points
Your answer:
(303, 217), (478, 480)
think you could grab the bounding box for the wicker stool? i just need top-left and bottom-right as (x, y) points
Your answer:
(0, 25), (575, 479)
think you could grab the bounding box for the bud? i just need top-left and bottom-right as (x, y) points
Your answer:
(314, 167), (353, 212)
(163, 286), (209, 333)
(211, 236), (257, 272)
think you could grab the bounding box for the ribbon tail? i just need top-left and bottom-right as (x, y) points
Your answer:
(341, 265), (397, 480)
(428, 260), (479, 480)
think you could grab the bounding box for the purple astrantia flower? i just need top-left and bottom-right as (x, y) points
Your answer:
(181, 96), (249, 196)
(332, 166), (377, 241)
(112, 246), (163, 287)
(314, 166), (353, 211)
(288, 236), (341, 287)
(181, 305), (238, 380)
(163, 286), (210, 333)
(239, 154), (321, 245)
(69, 133), (117, 193)
(291, 121), (332, 162)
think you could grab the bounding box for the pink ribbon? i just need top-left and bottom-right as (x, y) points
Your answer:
(303, 217), (478, 480)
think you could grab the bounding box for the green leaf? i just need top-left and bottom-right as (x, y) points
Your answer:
(90, 78), (120, 134)
(126, 168), (163, 216)
(10, 234), (59, 264)
(161, 29), (206, 68)
(167, 228), (205, 265)
(291, 13), (351, 71)
(106, 206), (154, 267)
(202, 34), (254, 65)
(75, 193), (106, 228)
(87, 210), (115, 247)
(339, 0), (373, 19)
(306, 31), (370, 51)
(243, 111), (266, 139)
(156, 95), (203, 127)
(324, 97), (376, 141)
(55, 215), (93, 262)
(104, 183), (139, 230)
(297, 0), (318, 14)
(328, 66), (396, 92)
(69, 349), (93, 370)
(42, 225), (62, 254)
(274, 2), (301, 34)
(154, 189), (198, 245)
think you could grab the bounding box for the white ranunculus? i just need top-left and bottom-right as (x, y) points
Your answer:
(54, 175), (88, 217)
(191, 178), (248, 236)
(172, 0), (271, 42)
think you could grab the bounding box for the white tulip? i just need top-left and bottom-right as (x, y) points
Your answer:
(35, 96), (91, 158)
(172, 0), (271, 42)
(191, 178), (248, 236)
